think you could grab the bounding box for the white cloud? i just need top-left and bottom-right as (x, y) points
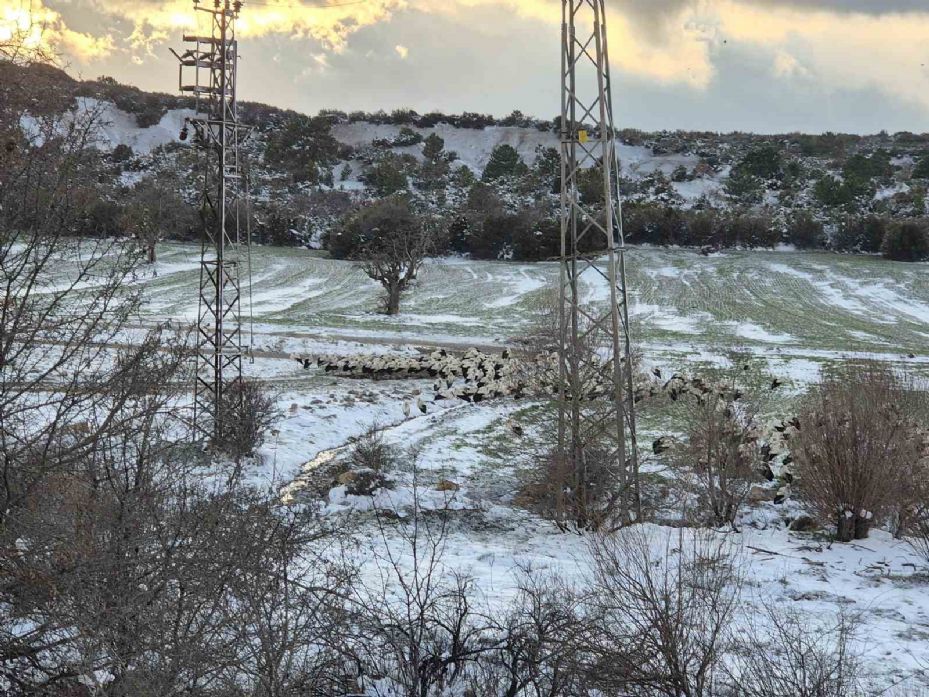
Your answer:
(772, 50), (809, 79)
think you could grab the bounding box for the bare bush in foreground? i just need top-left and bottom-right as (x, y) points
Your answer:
(215, 378), (277, 460)
(350, 422), (398, 474)
(467, 570), (589, 697)
(348, 464), (492, 696)
(586, 526), (742, 697)
(726, 606), (862, 697)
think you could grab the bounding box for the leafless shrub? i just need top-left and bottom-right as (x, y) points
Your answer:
(467, 569), (589, 697)
(3, 377), (353, 695)
(216, 378), (277, 460)
(0, 52), (214, 689)
(674, 392), (762, 529)
(520, 446), (621, 533)
(348, 464), (493, 696)
(349, 422), (398, 473)
(514, 288), (646, 531)
(340, 423), (398, 496)
(585, 526), (742, 697)
(791, 363), (928, 542)
(909, 501), (929, 564)
(217, 503), (358, 696)
(725, 605), (862, 697)
(0, 42), (351, 692)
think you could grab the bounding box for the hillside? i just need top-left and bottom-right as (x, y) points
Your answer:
(9, 63), (929, 258)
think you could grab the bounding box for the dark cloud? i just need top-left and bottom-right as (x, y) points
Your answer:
(618, 0), (694, 41)
(614, 41), (929, 134)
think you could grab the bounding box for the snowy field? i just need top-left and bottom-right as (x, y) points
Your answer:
(144, 242), (929, 365)
(128, 243), (929, 689)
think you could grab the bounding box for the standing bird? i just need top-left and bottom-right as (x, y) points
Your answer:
(652, 436), (673, 455)
(506, 419), (524, 437)
(416, 396), (427, 415)
(403, 401), (411, 418)
(652, 367), (662, 379)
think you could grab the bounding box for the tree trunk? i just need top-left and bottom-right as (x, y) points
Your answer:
(836, 511), (855, 542)
(385, 283), (402, 315)
(147, 243), (156, 264)
(854, 514), (871, 540)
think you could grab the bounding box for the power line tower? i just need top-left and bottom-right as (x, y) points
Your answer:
(172, 0), (251, 445)
(557, 0), (639, 527)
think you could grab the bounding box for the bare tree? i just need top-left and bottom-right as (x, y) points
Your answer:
(343, 197), (438, 315)
(120, 176), (198, 263)
(468, 569), (589, 697)
(0, 91), (150, 537)
(585, 526), (742, 697)
(217, 503), (358, 696)
(348, 456), (494, 696)
(1, 39), (355, 694)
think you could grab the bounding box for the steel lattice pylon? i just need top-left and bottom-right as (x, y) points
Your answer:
(557, 0), (639, 527)
(172, 0), (251, 445)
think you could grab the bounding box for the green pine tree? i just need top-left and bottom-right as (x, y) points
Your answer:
(423, 133), (445, 162)
(482, 144), (528, 181)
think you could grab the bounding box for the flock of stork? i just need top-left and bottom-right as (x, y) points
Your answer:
(296, 348), (525, 403)
(294, 347), (798, 492)
(296, 349), (781, 409)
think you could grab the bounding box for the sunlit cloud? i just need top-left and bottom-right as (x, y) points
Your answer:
(772, 50), (809, 79)
(4, 0), (929, 131)
(85, 0), (407, 54)
(416, 0), (715, 87)
(1, 0), (113, 61)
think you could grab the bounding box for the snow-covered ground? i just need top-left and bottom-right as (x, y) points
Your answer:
(126, 243), (929, 689)
(27, 97), (735, 204)
(20, 97), (194, 154)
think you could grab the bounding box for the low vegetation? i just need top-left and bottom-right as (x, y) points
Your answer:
(790, 364), (929, 542)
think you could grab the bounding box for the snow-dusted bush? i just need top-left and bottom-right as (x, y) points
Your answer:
(881, 220), (929, 262)
(833, 215), (887, 253)
(216, 378), (277, 460)
(786, 211), (826, 250)
(791, 363), (928, 542)
(673, 391), (762, 529)
(726, 606), (862, 697)
(586, 526), (743, 696)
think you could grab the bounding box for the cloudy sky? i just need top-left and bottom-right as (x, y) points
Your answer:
(3, 0), (929, 134)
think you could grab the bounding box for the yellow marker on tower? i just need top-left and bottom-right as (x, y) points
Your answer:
(577, 129), (589, 143)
